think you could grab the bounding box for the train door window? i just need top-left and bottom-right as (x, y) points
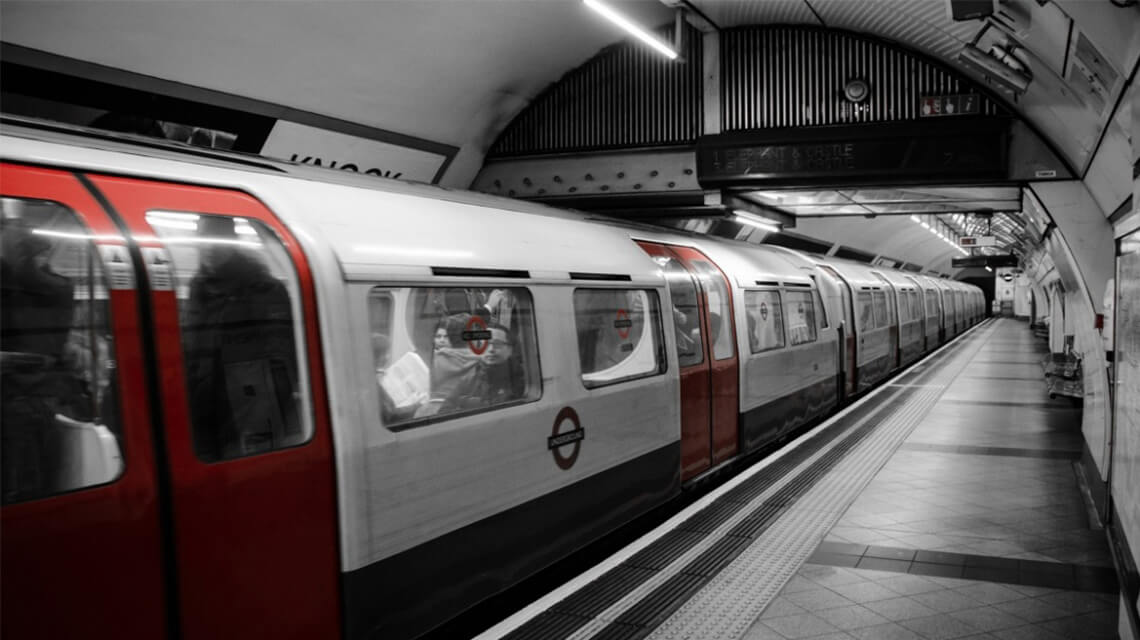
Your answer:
(146, 212), (310, 462)
(926, 290), (938, 319)
(573, 289), (665, 388)
(2, 197), (123, 503)
(654, 256), (703, 367)
(857, 292), (874, 331)
(813, 290), (828, 329)
(744, 290), (784, 353)
(872, 291), (888, 327)
(368, 286), (540, 426)
(909, 291), (920, 322)
(783, 290), (817, 345)
(690, 261), (733, 360)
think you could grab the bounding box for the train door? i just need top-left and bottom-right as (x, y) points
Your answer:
(637, 242), (738, 480)
(675, 247), (739, 466)
(819, 265), (856, 399)
(86, 175), (342, 640)
(872, 274), (900, 368)
(905, 277), (929, 352)
(1, 164), (167, 638)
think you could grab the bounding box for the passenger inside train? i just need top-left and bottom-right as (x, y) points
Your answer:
(370, 285), (539, 426)
(148, 211), (309, 461)
(1, 197), (121, 503)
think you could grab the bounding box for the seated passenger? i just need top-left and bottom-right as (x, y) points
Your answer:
(425, 320), (521, 415)
(480, 323), (522, 405)
(1, 220), (77, 502)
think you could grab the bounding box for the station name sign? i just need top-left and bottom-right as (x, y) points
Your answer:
(696, 118), (1010, 187)
(260, 120), (455, 184)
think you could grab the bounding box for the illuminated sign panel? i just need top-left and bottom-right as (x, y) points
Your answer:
(920, 94), (981, 117)
(952, 254), (1019, 268)
(959, 236), (998, 247)
(696, 119), (1009, 187)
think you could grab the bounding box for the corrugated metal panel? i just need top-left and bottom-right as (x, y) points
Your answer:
(488, 26), (702, 158)
(723, 26), (1007, 131)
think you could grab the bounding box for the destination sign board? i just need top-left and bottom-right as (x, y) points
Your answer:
(696, 118), (1009, 187)
(952, 254), (1019, 268)
(959, 236), (998, 247)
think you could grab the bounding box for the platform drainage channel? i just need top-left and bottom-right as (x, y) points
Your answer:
(502, 326), (992, 640)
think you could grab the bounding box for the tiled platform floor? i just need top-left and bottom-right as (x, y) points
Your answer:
(746, 319), (1119, 640)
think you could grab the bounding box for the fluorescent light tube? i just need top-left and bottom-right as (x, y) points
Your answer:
(584, 0), (678, 60)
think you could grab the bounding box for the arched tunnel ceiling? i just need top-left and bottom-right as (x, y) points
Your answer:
(1, 1), (1137, 276)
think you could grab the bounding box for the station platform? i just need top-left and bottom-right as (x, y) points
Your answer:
(480, 318), (1120, 640)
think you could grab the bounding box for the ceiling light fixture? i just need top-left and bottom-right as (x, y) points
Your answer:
(583, 0), (678, 60)
(734, 211), (782, 233)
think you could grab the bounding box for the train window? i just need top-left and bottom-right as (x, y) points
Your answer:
(783, 290), (817, 346)
(573, 289), (665, 388)
(147, 212), (311, 462)
(908, 291), (921, 322)
(926, 290), (938, 318)
(654, 256), (703, 367)
(813, 290), (828, 329)
(2, 197), (123, 503)
(689, 261), (734, 360)
(745, 290), (784, 353)
(369, 286), (540, 426)
(872, 291), (888, 327)
(857, 292), (874, 331)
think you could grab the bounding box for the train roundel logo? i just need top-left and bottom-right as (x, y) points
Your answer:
(615, 308), (632, 339)
(548, 406), (585, 470)
(759, 302), (768, 320)
(462, 315), (491, 355)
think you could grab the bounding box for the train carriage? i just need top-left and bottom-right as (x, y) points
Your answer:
(0, 119), (986, 640)
(0, 122), (683, 640)
(906, 273), (945, 352)
(872, 268), (925, 369)
(712, 243), (839, 452)
(812, 259), (896, 392)
(932, 277), (960, 341)
(764, 247), (853, 401)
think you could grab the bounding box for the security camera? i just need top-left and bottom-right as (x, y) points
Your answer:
(957, 43), (1032, 95)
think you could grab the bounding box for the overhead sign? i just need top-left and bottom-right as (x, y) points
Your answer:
(952, 254), (1019, 268)
(920, 94), (981, 117)
(261, 120), (452, 183)
(959, 235), (998, 247)
(696, 118), (1009, 187)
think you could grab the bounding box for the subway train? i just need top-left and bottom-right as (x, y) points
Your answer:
(0, 118), (983, 640)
